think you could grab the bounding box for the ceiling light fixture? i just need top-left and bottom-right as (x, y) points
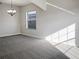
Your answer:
(7, 0), (16, 16)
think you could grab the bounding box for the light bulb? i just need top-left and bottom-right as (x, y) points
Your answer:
(7, 9), (16, 16)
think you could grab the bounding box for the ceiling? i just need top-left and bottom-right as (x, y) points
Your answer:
(0, 0), (79, 8)
(47, 0), (79, 9)
(0, 0), (30, 6)
(47, 0), (79, 15)
(0, 0), (47, 11)
(0, 0), (79, 13)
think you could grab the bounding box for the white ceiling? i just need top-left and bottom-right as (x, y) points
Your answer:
(0, 0), (79, 8)
(0, 0), (30, 6)
(47, 0), (79, 9)
(0, 0), (47, 11)
(0, 0), (79, 12)
(47, 0), (79, 15)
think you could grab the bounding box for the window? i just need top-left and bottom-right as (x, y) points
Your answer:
(45, 24), (75, 46)
(26, 11), (36, 29)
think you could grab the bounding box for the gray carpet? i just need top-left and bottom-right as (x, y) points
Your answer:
(0, 35), (70, 59)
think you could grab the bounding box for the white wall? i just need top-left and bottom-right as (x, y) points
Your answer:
(20, 3), (79, 47)
(0, 4), (20, 37)
(20, 4), (43, 38)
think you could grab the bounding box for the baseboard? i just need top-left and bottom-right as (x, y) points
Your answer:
(22, 33), (44, 39)
(0, 33), (21, 37)
(0, 33), (44, 39)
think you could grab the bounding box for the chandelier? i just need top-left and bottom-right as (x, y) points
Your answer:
(7, 0), (16, 16)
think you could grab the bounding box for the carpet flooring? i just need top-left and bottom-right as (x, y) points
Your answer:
(0, 35), (70, 59)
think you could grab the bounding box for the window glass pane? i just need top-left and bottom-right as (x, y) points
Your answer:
(26, 11), (36, 29)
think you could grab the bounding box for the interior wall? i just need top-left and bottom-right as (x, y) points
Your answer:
(20, 4), (44, 38)
(20, 3), (79, 47)
(0, 3), (20, 37)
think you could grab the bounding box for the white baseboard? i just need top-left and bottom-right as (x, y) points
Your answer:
(0, 33), (44, 39)
(0, 33), (21, 37)
(22, 33), (44, 39)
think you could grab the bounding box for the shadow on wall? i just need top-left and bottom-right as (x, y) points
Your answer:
(45, 23), (76, 46)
